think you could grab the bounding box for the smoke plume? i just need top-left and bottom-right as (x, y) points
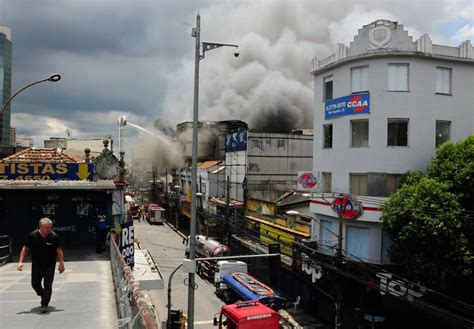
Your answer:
(162, 0), (462, 132)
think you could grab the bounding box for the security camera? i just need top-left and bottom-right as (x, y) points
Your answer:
(233, 48), (240, 57)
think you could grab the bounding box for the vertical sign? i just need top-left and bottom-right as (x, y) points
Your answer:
(119, 222), (134, 268)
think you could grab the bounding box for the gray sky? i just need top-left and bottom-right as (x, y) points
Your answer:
(0, 0), (472, 157)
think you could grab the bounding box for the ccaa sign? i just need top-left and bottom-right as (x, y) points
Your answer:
(325, 93), (370, 119)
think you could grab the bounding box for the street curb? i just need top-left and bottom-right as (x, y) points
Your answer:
(165, 221), (187, 240)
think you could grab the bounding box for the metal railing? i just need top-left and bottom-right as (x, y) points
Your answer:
(110, 235), (159, 329)
(0, 235), (12, 265)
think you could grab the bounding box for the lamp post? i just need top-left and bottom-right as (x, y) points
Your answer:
(0, 74), (61, 114)
(187, 14), (238, 329)
(118, 115), (127, 155)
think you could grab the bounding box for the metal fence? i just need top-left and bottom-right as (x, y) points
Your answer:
(0, 235), (12, 265)
(110, 235), (159, 329)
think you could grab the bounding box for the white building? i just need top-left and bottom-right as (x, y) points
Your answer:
(226, 130), (313, 202)
(44, 137), (113, 153)
(16, 134), (34, 147)
(310, 20), (474, 263)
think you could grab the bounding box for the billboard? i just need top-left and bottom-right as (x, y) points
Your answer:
(297, 171), (317, 191)
(0, 163), (94, 181)
(225, 130), (247, 152)
(325, 93), (370, 119)
(118, 222), (134, 268)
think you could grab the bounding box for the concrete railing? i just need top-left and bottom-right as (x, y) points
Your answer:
(0, 235), (12, 265)
(110, 235), (159, 329)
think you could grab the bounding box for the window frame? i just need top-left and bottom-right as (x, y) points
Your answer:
(323, 75), (333, 101)
(322, 172), (332, 193)
(386, 173), (403, 196)
(349, 173), (368, 195)
(388, 63), (409, 92)
(323, 123), (333, 149)
(435, 120), (451, 147)
(320, 219), (336, 254)
(387, 118), (409, 147)
(350, 119), (369, 147)
(345, 225), (370, 261)
(436, 67), (452, 95)
(351, 65), (369, 94)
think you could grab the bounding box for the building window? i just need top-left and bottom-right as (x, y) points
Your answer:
(320, 219), (335, 253)
(346, 225), (370, 261)
(323, 75), (333, 101)
(322, 172), (332, 193)
(323, 124), (333, 148)
(351, 120), (369, 147)
(277, 139), (286, 149)
(387, 119), (408, 146)
(386, 174), (403, 196)
(350, 173), (368, 195)
(351, 66), (369, 93)
(436, 121), (451, 147)
(436, 67), (452, 94)
(388, 64), (409, 91)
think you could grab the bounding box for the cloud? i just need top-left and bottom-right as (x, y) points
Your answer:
(2, 0), (471, 154)
(452, 24), (474, 42)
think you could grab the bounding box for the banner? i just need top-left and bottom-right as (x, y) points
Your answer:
(225, 130), (247, 152)
(297, 171), (317, 191)
(325, 93), (370, 119)
(118, 222), (134, 268)
(0, 162), (93, 181)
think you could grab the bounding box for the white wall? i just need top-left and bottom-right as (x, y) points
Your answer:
(313, 57), (474, 195)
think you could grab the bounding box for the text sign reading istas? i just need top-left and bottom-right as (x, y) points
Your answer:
(0, 163), (94, 181)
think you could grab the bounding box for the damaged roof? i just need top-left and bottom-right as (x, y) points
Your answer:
(1, 148), (79, 163)
(198, 160), (222, 170)
(277, 190), (311, 207)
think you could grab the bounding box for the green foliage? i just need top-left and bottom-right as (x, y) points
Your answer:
(382, 176), (472, 288)
(428, 134), (474, 211)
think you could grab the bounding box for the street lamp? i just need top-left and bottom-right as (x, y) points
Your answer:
(118, 115), (127, 154)
(0, 74), (61, 114)
(187, 14), (239, 329)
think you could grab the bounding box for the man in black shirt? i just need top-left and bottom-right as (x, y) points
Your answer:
(17, 217), (65, 310)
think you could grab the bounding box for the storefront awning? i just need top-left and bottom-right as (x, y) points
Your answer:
(0, 180), (118, 190)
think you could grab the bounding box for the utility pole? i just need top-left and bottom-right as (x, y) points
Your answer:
(187, 13), (201, 329)
(226, 175), (230, 243)
(334, 196), (348, 329)
(188, 14), (238, 328)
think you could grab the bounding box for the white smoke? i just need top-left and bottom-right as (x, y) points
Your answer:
(161, 0), (469, 131)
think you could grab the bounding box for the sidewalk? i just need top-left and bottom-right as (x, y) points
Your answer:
(0, 253), (117, 329)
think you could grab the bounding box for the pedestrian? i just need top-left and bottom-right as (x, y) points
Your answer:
(95, 211), (107, 253)
(17, 217), (65, 311)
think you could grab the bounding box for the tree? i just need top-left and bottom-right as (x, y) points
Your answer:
(381, 175), (472, 289)
(428, 135), (474, 212)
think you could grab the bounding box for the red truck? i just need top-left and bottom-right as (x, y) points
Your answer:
(213, 301), (280, 329)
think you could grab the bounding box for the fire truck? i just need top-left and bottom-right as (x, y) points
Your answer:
(146, 203), (164, 224)
(213, 301), (302, 329)
(213, 301), (280, 329)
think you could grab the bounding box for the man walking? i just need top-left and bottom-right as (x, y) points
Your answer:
(17, 218), (65, 311)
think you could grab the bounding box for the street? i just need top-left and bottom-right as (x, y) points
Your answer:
(134, 220), (225, 327)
